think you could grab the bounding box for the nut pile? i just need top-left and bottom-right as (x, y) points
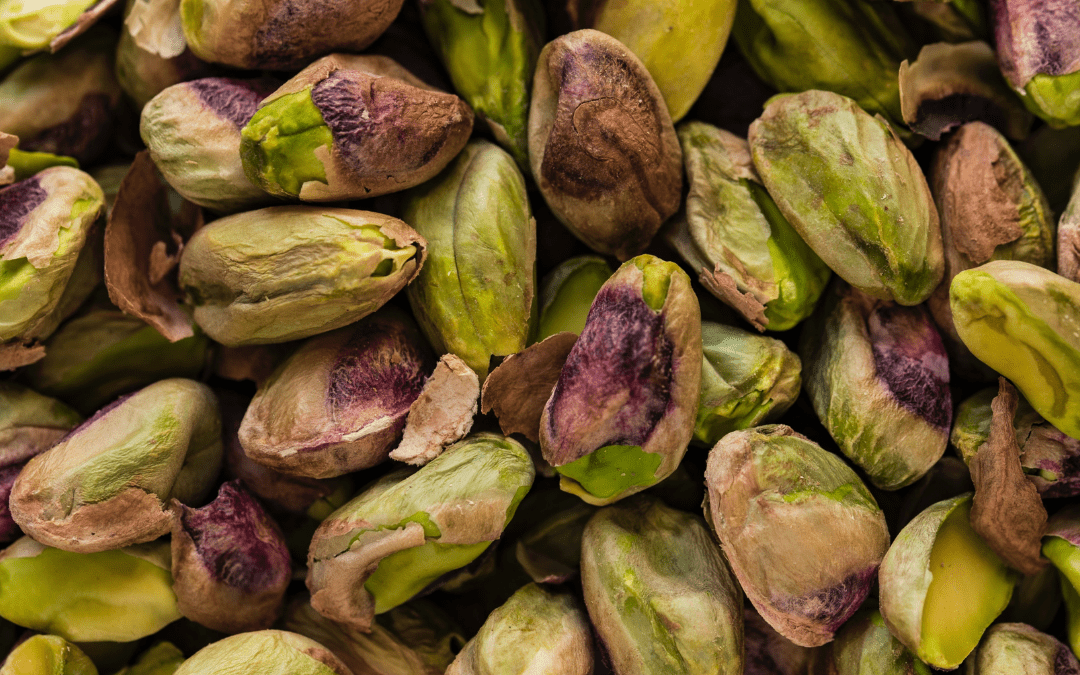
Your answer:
(0, 0), (1079, 673)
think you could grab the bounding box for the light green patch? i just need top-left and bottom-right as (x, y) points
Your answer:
(781, 483), (855, 504)
(365, 540), (492, 614)
(631, 256), (677, 312)
(0, 0), (96, 50)
(240, 88), (333, 197)
(7, 149), (78, 181)
(556, 445), (663, 500)
(1024, 70), (1080, 129)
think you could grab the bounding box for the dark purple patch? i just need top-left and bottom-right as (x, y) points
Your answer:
(0, 462), (26, 544)
(0, 177), (47, 248)
(545, 283), (673, 463)
(912, 93), (1008, 141)
(868, 305), (952, 431)
(771, 566), (877, 634)
(991, 0), (1080, 85)
(180, 480), (291, 595)
(187, 77), (281, 129)
(22, 93), (112, 164)
(1056, 644), (1080, 675)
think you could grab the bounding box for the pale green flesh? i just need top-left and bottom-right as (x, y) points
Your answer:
(555, 445), (663, 500)
(365, 541), (492, 614)
(240, 88), (333, 197)
(538, 263), (611, 339)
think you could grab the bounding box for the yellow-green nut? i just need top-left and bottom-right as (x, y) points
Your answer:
(705, 425), (890, 647)
(878, 494), (1016, 670)
(666, 121), (830, 332)
(539, 256), (701, 505)
(733, 0), (916, 129)
(991, 0), (1080, 128)
(0, 536), (181, 642)
(173, 631), (350, 675)
(419, 0), (542, 168)
(306, 433), (534, 631)
(6, 150), (79, 183)
(950, 261), (1080, 440)
(0, 28), (122, 164)
(537, 256), (612, 340)
(0, 0), (98, 51)
(967, 623), (1080, 674)
(141, 77), (282, 213)
(528, 29), (682, 261)
(695, 321), (801, 447)
(8, 378), (222, 553)
(24, 309), (211, 415)
(750, 90), (943, 305)
(404, 139), (535, 380)
(115, 0), (212, 109)
(0, 166), (103, 344)
(800, 282), (952, 490)
(1043, 506), (1080, 653)
(580, 496), (744, 675)
(0, 634), (97, 675)
(821, 609), (931, 675)
(240, 54), (474, 202)
(178, 206), (425, 347)
(112, 643), (185, 675)
(446, 583), (593, 675)
(238, 308), (436, 479)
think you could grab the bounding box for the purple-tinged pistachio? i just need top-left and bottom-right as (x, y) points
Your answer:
(0, 166), (103, 345)
(0, 536), (181, 642)
(968, 623), (1080, 674)
(878, 494), (1016, 670)
(9, 378), (222, 553)
(899, 42), (1032, 141)
(528, 29), (682, 261)
(168, 480), (291, 633)
(306, 433), (534, 631)
(0, 634), (98, 675)
(705, 425), (890, 647)
(241, 54), (473, 203)
(391, 354), (479, 467)
(239, 309), (435, 479)
(800, 282), (951, 490)
(814, 609), (930, 675)
(743, 607), (815, 675)
(179, 206), (426, 347)
(285, 597), (464, 675)
(665, 122), (830, 331)
(1060, 176), (1080, 283)
(749, 89), (944, 306)
(580, 496), (744, 675)
(447, 583), (593, 675)
(539, 256), (701, 505)
(403, 139), (536, 380)
(141, 77), (281, 213)
(0, 28), (122, 165)
(537, 256), (612, 340)
(990, 0), (1080, 128)
(172, 631), (349, 675)
(514, 502), (595, 584)
(112, 642), (185, 675)
(928, 121), (1055, 381)
(695, 321), (801, 447)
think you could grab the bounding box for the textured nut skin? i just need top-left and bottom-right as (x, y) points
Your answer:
(969, 623), (1080, 675)
(172, 631), (351, 675)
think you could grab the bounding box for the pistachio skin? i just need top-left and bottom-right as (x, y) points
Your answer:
(967, 623), (1080, 674)
(749, 89), (944, 306)
(0, 634), (98, 675)
(115, 0), (212, 109)
(824, 609), (931, 675)
(172, 631), (350, 675)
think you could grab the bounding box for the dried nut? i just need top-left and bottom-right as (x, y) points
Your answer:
(991, 0), (1080, 128)
(141, 77), (282, 213)
(403, 139), (535, 380)
(749, 89), (944, 306)
(695, 321), (801, 447)
(899, 41), (1032, 141)
(447, 583), (593, 675)
(25, 309), (212, 415)
(112, 643), (186, 675)
(0, 634), (97, 675)
(306, 433), (534, 631)
(705, 425), (890, 647)
(665, 121), (830, 331)
(9, 378), (223, 553)
(115, 0), (212, 109)
(539, 255), (701, 505)
(821, 609), (930, 675)
(6, 149), (79, 183)
(800, 282), (952, 490)
(239, 308), (435, 479)
(967, 623), (1080, 674)
(950, 261), (1080, 440)
(419, 0), (541, 167)
(514, 502), (595, 584)
(878, 494), (1016, 670)
(0, 28), (122, 164)
(0, 536), (181, 642)
(528, 29), (682, 260)
(241, 54), (473, 202)
(0, 167), (104, 344)
(172, 631), (350, 675)
(537, 256), (612, 340)
(178, 206), (425, 347)
(733, 0), (916, 128)
(580, 496), (744, 675)
(0, 0), (102, 50)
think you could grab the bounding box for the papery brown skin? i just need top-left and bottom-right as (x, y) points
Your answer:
(0, 342), (46, 370)
(481, 332), (576, 443)
(527, 29), (682, 261)
(391, 354), (478, 467)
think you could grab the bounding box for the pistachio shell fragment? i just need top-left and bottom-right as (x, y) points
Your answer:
(528, 29), (682, 260)
(172, 631), (349, 675)
(537, 256), (611, 340)
(392, 354), (479, 467)
(9, 378), (223, 553)
(178, 206), (425, 346)
(705, 425), (890, 647)
(580, 496), (744, 674)
(967, 623), (1080, 674)
(0, 634), (97, 675)
(480, 332), (575, 444)
(749, 90), (944, 305)
(540, 256), (701, 505)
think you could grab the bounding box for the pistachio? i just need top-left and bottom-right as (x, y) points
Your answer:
(116, 0), (211, 109)
(0, 634), (97, 675)
(112, 643), (185, 675)
(967, 623), (1080, 674)
(0, 0), (101, 51)
(6, 149), (79, 183)
(537, 256), (612, 340)
(818, 609), (930, 675)
(172, 631), (349, 675)
(1060, 175), (1080, 283)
